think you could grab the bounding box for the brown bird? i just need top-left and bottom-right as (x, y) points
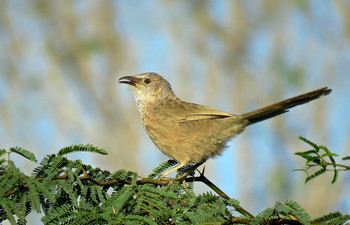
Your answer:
(119, 72), (331, 179)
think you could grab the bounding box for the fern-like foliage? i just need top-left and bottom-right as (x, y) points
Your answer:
(0, 149), (7, 158)
(0, 143), (349, 224)
(342, 156), (350, 161)
(295, 136), (350, 183)
(10, 146), (37, 163)
(312, 211), (350, 225)
(252, 201), (311, 225)
(147, 159), (178, 179)
(58, 144), (108, 156)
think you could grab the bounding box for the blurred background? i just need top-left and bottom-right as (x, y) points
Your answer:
(1, 0), (349, 223)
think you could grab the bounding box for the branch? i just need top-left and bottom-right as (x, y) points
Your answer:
(183, 168), (254, 219)
(1, 169), (254, 218)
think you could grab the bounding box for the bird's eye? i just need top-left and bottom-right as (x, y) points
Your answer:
(144, 78), (151, 84)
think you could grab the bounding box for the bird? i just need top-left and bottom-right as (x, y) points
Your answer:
(118, 72), (331, 180)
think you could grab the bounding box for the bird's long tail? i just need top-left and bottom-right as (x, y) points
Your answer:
(241, 87), (332, 125)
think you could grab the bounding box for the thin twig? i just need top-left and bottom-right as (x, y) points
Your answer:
(184, 168), (254, 219)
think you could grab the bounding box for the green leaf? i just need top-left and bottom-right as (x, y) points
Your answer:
(34, 179), (55, 202)
(299, 136), (319, 152)
(18, 191), (29, 220)
(331, 169), (338, 184)
(110, 169), (128, 179)
(0, 198), (17, 224)
(305, 156), (323, 166)
(305, 168), (326, 183)
(131, 172), (139, 185)
(55, 179), (79, 207)
(0, 173), (20, 196)
(110, 185), (136, 214)
(321, 153), (339, 158)
(95, 185), (107, 204)
(295, 150), (318, 157)
(342, 156), (350, 160)
(0, 158), (7, 166)
(148, 160), (178, 179)
(26, 178), (42, 212)
(187, 213), (225, 224)
(41, 204), (73, 224)
(10, 146), (37, 163)
(58, 144), (108, 156)
(227, 198), (240, 207)
(140, 185), (177, 199)
(321, 146), (338, 167)
(7, 196), (26, 223)
(89, 186), (99, 204)
(312, 211), (342, 223)
(31, 154), (56, 178)
(0, 149), (7, 158)
(123, 214), (157, 225)
(40, 156), (65, 186)
(295, 150), (320, 164)
(285, 200), (311, 223)
(139, 195), (169, 214)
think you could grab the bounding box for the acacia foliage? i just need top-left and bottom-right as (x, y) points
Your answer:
(0, 142), (349, 224)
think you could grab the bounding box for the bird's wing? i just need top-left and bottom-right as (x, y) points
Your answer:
(158, 98), (235, 123)
(178, 113), (231, 123)
(145, 98), (244, 164)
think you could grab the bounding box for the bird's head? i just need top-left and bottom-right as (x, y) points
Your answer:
(119, 72), (175, 110)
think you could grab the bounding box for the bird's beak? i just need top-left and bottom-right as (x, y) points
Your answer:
(118, 76), (142, 86)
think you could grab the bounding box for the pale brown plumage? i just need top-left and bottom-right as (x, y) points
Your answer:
(119, 72), (331, 179)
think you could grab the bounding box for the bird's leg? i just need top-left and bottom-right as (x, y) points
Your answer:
(158, 163), (186, 180)
(175, 162), (205, 181)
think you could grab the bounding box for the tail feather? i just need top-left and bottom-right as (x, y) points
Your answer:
(241, 87), (331, 125)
